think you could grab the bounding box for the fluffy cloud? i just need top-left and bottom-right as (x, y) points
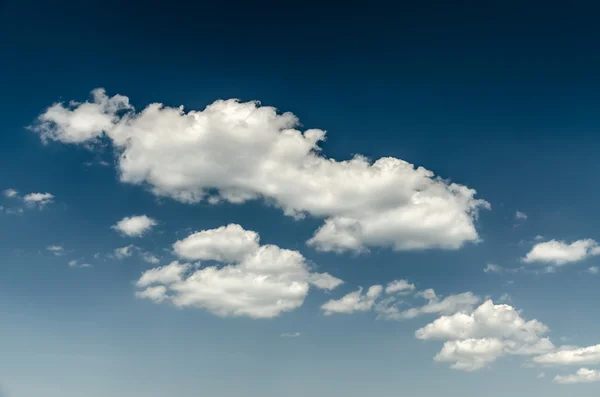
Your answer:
(33, 89), (490, 253)
(522, 239), (600, 266)
(321, 285), (383, 315)
(533, 344), (600, 366)
(385, 279), (415, 295)
(416, 300), (554, 371)
(136, 224), (342, 318)
(23, 192), (54, 207)
(554, 368), (600, 384)
(112, 215), (157, 237)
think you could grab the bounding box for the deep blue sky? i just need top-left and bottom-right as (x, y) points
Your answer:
(1, 1), (600, 396)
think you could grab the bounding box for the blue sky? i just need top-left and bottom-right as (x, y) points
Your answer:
(2, 1), (600, 396)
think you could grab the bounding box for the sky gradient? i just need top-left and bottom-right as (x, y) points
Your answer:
(1, 1), (600, 396)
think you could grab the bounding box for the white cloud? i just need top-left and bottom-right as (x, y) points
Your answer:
(280, 332), (301, 338)
(417, 299), (554, 371)
(515, 211), (528, 221)
(112, 215), (157, 237)
(114, 245), (136, 259)
(397, 291), (480, 320)
(3, 189), (18, 198)
(23, 192), (54, 207)
(173, 224), (259, 262)
(385, 279), (415, 295)
(46, 245), (64, 256)
(537, 372), (546, 379)
(68, 260), (91, 268)
(587, 266), (599, 275)
(34, 89), (490, 253)
(498, 293), (511, 303)
(533, 344), (600, 366)
(554, 368), (600, 384)
(136, 225), (342, 318)
(522, 239), (600, 266)
(114, 245), (160, 264)
(484, 264), (502, 273)
(321, 285), (383, 316)
(140, 251), (160, 265)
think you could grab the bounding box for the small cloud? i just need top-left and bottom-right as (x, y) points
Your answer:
(515, 211), (528, 221)
(484, 263), (503, 273)
(114, 245), (136, 259)
(280, 332), (301, 338)
(68, 259), (91, 268)
(47, 245), (64, 256)
(23, 192), (54, 207)
(112, 215), (157, 237)
(537, 372), (546, 379)
(587, 266), (599, 275)
(534, 235), (544, 241)
(3, 188), (18, 198)
(140, 251), (160, 265)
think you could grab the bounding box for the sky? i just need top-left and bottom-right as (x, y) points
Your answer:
(1, 0), (600, 396)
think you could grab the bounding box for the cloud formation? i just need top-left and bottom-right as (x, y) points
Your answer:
(554, 368), (600, 384)
(112, 215), (157, 237)
(33, 89), (490, 253)
(321, 285), (383, 315)
(136, 224), (342, 318)
(416, 300), (554, 371)
(533, 344), (600, 366)
(522, 239), (600, 266)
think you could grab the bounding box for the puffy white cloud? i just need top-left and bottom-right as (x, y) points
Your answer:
(3, 189), (18, 198)
(112, 215), (157, 237)
(385, 279), (415, 295)
(173, 224), (259, 262)
(554, 368), (600, 384)
(434, 338), (505, 371)
(522, 239), (600, 266)
(46, 245), (64, 255)
(136, 225), (342, 318)
(33, 89), (490, 253)
(140, 251), (160, 265)
(417, 299), (554, 371)
(23, 192), (54, 207)
(321, 285), (383, 316)
(515, 211), (528, 221)
(533, 344), (600, 366)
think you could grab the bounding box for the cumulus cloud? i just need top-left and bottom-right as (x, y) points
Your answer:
(417, 300), (554, 371)
(136, 224), (342, 318)
(554, 368), (600, 384)
(112, 215), (157, 237)
(522, 239), (600, 266)
(23, 192), (54, 207)
(395, 291), (481, 320)
(321, 285), (383, 315)
(385, 279), (415, 295)
(533, 344), (600, 366)
(33, 89), (490, 253)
